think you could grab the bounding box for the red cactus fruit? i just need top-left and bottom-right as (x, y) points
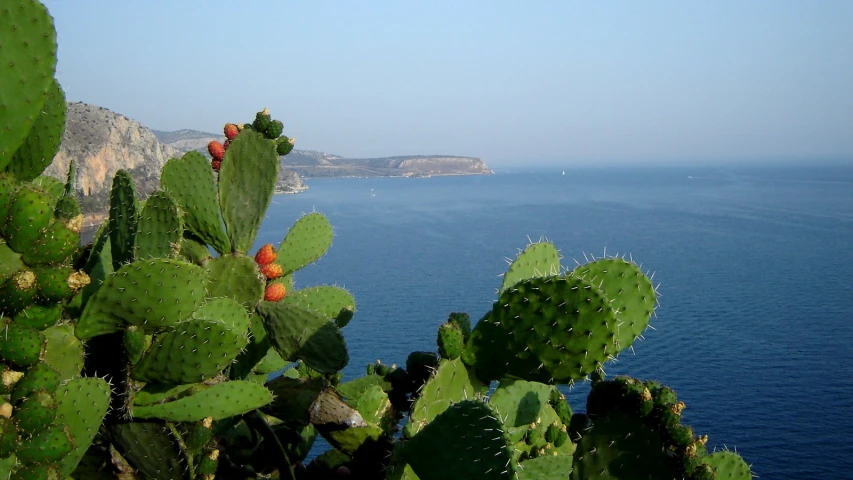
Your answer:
(255, 244), (277, 265)
(224, 123), (239, 140)
(223, 138), (231, 150)
(259, 263), (283, 280)
(211, 159), (221, 172)
(264, 283), (286, 302)
(208, 140), (225, 160)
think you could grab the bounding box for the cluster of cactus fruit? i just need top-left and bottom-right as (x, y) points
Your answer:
(0, 1), (754, 479)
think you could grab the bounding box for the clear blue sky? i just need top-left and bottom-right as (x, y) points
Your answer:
(43, 1), (853, 166)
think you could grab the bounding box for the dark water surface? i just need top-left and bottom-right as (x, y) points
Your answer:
(254, 163), (853, 479)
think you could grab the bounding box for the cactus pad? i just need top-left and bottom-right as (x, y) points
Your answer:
(0, 322), (44, 368)
(404, 400), (516, 480)
(8, 78), (66, 181)
(404, 358), (486, 437)
(0, 0), (58, 168)
(76, 258), (207, 339)
(204, 254), (263, 308)
(54, 377), (111, 476)
(218, 130), (279, 253)
(108, 170), (139, 270)
(702, 451), (752, 479)
(109, 421), (190, 480)
(501, 241), (561, 294)
(282, 285), (355, 321)
(275, 212), (334, 276)
(15, 422), (74, 465)
(4, 185), (54, 253)
(130, 380), (273, 422)
(489, 379), (553, 442)
(41, 324), (83, 380)
(133, 190), (183, 260)
(161, 152), (231, 254)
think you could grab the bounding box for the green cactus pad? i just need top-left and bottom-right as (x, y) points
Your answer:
(701, 451), (752, 479)
(229, 313), (273, 379)
(8, 78), (66, 181)
(53, 377), (111, 477)
(133, 190), (183, 260)
(517, 455), (573, 480)
(131, 380), (273, 422)
(122, 326), (148, 365)
(218, 130), (279, 253)
(0, 242), (25, 285)
(131, 314), (249, 384)
(572, 257), (656, 351)
(570, 412), (681, 479)
(405, 400), (516, 480)
(0, 0), (58, 168)
(0, 173), (19, 232)
(204, 254), (264, 308)
(257, 300), (349, 374)
(261, 376), (325, 426)
(76, 258), (207, 339)
(13, 304), (61, 330)
(404, 358), (486, 438)
(31, 174), (64, 206)
(0, 322), (44, 368)
(109, 421), (190, 480)
(489, 379), (553, 442)
(15, 422), (74, 465)
(252, 347), (287, 374)
(160, 152), (231, 254)
(108, 170), (139, 270)
(10, 362), (59, 404)
(23, 221), (79, 265)
(178, 232), (211, 265)
(325, 424), (384, 456)
(282, 285), (355, 321)
(14, 389), (56, 432)
(0, 418), (17, 458)
(191, 296), (250, 331)
(41, 324), (83, 380)
(0, 269), (38, 316)
(464, 275), (618, 384)
(4, 185), (54, 253)
(336, 374), (392, 402)
(355, 384), (394, 431)
(275, 212), (334, 276)
(501, 241), (562, 294)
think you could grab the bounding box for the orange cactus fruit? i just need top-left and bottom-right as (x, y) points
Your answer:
(255, 244), (277, 265)
(264, 283), (286, 302)
(260, 263), (283, 280)
(208, 141), (225, 160)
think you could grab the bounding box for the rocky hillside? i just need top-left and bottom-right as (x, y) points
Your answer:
(155, 130), (492, 179)
(44, 103), (306, 226)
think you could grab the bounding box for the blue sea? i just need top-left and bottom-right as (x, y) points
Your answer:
(253, 163), (853, 479)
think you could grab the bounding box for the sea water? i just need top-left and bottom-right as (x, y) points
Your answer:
(254, 163), (853, 479)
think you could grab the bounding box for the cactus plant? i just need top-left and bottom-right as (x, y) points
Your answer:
(0, 3), (756, 479)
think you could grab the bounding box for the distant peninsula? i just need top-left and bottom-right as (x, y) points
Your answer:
(154, 129), (492, 179)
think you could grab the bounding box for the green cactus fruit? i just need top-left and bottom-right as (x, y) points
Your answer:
(13, 304), (62, 330)
(554, 429), (569, 448)
(22, 220), (80, 265)
(366, 363), (376, 376)
(500, 241), (562, 294)
(10, 464), (61, 480)
(219, 129), (279, 253)
(489, 379), (552, 443)
(131, 314), (249, 384)
(53, 194), (82, 226)
(76, 258), (207, 339)
(257, 300), (349, 374)
(552, 396), (573, 427)
(526, 425), (543, 446)
(33, 266), (82, 303)
(131, 380), (273, 422)
(196, 448), (219, 476)
(53, 377), (111, 477)
(252, 110), (271, 132)
(405, 399), (516, 480)
(544, 422), (561, 444)
(464, 275), (618, 384)
(702, 451), (752, 479)
(587, 376), (654, 419)
(572, 257), (656, 351)
(41, 325), (83, 381)
(133, 190), (183, 260)
(404, 358), (486, 438)
(160, 152), (231, 254)
(4, 185), (54, 253)
(15, 422), (74, 465)
(204, 254), (264, 308)
(184, 418), (214, 456)
(437, 321), (464, 360)
(281, 285), (356, 322)
(405, 351), (440, 396)
(1, 269), (38, 316)
(0, 322), (45, 368)
(178, 232), (212, 265)
(264, 119), (284, 139)
(108, 421), (190, 480)
(8, 78), (66, 181)
(446, 312), (471, 340)
(108, 170), (139, 270)
(0, 364), (24, 395)
(276, 135), (294, 156)
(376, 362), (389, 376)
(275, 212), (334, 276)
(0, 0), (58, 169)
(10, 362), (60, 404)
(13, 389), (56, 432)
(570, 412), (681, 480)
(0, 174), (19, 232)
(122, 326), (149, 365)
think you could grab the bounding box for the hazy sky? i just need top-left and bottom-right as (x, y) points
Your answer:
(43, 1), (853, 166)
